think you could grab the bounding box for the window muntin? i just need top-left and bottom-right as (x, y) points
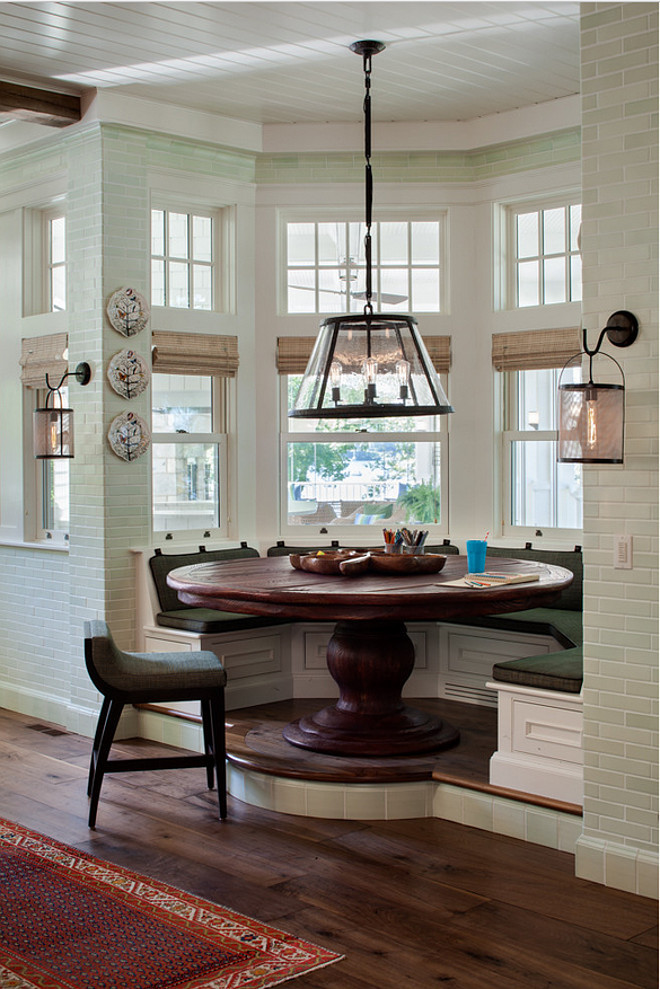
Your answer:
(512, 204), (581, 308)
(502, 368), (582, 532)
(285, 220), (443, 315)
(151, 373), (227, 534)
(151, 209), (215, 311)
(282, 374), (447, 530)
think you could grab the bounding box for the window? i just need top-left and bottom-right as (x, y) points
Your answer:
(47, 214), (66, 312)
(151, 373), (228, 535)
(510, 202), (581, 308)
(502, 367), (582, 533)
(281, 375), (449, 532)
(20, 334), (70, 543)
(285, 219), (443, 314)
(23, 207), (66, 316)
(151, 208), (217, 310)
(40, 385), (70, 537)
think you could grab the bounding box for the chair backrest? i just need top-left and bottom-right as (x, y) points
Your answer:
(149, 544), (260, 613)
(83, 620), (124, 695)
(486, 546), (583, 611)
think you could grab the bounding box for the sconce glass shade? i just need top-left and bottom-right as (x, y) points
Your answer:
(34, 405), (74, 458)
(557, 353), (625, 464)
(289, 313), (453, 419)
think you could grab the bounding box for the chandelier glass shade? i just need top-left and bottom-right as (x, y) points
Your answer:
(289, 40), (454, 421)
(290, 313), (453, 418)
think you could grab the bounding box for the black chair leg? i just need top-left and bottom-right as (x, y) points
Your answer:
(200, 699), (215, 789)
(209, 692), (227, 820)
(88, 699), (124, 829)
(88, 696), (111, 796)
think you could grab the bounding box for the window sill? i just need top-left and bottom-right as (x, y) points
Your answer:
(0, 537), (69, 552)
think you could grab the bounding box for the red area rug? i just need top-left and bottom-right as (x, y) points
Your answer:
(0, 818), (343, 989)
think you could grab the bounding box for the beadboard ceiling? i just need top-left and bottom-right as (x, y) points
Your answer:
(0, 1), (580, 126)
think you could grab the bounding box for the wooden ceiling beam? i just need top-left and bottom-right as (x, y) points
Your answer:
(0, 81), (81, 128)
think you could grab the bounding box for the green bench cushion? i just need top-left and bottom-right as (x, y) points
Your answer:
(492, 647), (583, 693)
(157, 608), (292, 634)
(266, 542), (460, 557)
(150, 545), (292, 633)
(486, 547), (582, 611)
(150, 546), (260, 614)
(452, 607), (582, 648)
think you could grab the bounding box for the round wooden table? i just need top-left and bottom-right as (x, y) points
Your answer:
(167, 554), (573, 757)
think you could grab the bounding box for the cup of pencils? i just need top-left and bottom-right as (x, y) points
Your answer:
(384, 528), (429, 554)
(383, 529), (402, 553)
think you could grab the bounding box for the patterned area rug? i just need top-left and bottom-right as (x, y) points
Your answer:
(0, 818), (343, 989)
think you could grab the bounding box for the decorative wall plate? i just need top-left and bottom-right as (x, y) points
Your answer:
(107, 411), (150, 462)
(107, 349), (149, 399)
(106, 287), (150, 337)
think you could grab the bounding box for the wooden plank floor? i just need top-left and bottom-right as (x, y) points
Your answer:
(0, 707), (656, 988)
(224, 696), (497, 784)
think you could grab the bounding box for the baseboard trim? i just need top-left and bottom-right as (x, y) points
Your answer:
(576, 834), (658, 899)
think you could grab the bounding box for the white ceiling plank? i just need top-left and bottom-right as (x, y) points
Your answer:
(0, 1), (581, 126)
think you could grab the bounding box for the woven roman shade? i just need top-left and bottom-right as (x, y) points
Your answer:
(20, 333), (68, 388)
(277, 335), (451, 375)
(423, 335), (451, 374)
(276, 337), (318, 375)
(492, 328), (581, 372)
(152, 332), (239, 377)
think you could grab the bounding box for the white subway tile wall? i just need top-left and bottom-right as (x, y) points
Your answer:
(577, 2), (659, 893)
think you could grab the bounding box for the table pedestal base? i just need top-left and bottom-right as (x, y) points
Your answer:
(282, 619), (460, 757)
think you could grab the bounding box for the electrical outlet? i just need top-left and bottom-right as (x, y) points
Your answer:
(614, 534), (633, 570)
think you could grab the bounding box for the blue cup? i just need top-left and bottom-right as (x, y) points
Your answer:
(466, 539), (487, 574)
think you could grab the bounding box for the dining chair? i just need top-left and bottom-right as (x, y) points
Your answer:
(83, 620), (227, 828)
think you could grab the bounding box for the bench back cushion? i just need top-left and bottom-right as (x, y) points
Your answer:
(267, 541), (460, 557)
(149, 546), (260, 613)
(486, 547), (582, 611)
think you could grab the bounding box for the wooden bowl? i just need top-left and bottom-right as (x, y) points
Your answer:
(291, 550), (360, 575)
(368, 552), (447, 575)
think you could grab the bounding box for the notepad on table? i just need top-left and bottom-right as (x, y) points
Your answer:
(464, 572), (540, 587)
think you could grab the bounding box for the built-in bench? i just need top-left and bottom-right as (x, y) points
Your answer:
(474, 545), (584, 806)
(149, 544), (291, 634)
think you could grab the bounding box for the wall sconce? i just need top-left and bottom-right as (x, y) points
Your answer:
(557, 311), (638, 464)
(33, 362), (91, 459)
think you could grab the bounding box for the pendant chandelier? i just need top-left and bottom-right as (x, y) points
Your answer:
(289, 40), (454, 420)
(557, 310), (638, 464)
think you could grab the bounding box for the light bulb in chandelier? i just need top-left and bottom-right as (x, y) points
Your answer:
(330, 360), (343, 404)
(396, 359), (411, 399)
(362, 357), (379, 401)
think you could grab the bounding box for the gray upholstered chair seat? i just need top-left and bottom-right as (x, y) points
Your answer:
(83, 620), (227, 828)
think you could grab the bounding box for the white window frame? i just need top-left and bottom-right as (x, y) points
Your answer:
(279, 374), (450, 542)
(504, 196), (582, 310)
(23, 205), (66, 317)
(498, 368), (582, 542)
(151, 375), (231, 541)
(279, 208), (449, 317)
(150, 203), (229, 314)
